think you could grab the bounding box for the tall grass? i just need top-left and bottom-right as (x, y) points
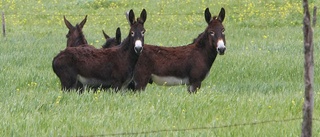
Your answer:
(0, 0), (319, 136)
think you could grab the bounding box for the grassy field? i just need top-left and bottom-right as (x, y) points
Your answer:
(0, 0), (320, 136)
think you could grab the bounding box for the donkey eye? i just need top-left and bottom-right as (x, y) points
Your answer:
(210, 31), (215, 36)
(141, 30), (145, 36)
(131, 31), (134, 36)
(222, 28), (225, 35)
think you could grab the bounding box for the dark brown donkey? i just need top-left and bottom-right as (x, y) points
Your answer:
(64, 15), (89, 47)
(52, 9), (147, 92)
(133, 8), (226, 93)
(64, 15), (120, 49)
(101, 27), (121, 49)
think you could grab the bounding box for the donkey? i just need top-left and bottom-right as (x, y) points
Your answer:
(64, 15), (120, 49)
(133, 8), (226, 93)
(63, 16), (121, 91)
(52, 9), (147, 92)
(101, 27), (122, 49)
(64, 15), (89, 47)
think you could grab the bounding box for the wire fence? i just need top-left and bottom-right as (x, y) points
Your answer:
(0, 9), (305, 17)
(0, 12), (206, 16)
(76, 117), (320, 136)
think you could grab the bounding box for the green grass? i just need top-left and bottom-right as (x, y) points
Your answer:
(0, 0), (320, 136)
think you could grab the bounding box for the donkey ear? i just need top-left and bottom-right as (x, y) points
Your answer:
(128, 9), (135, 25)
(204, 8), (212, 24)
(218, 8), (225, 22)
(125, 10), (131, 25)
(102, 30), (110, 39)
(139, 9), (147, 24)
(64, 16), (73, 30)
(116, 27), (121, 44)
(79, 15), (87, 28)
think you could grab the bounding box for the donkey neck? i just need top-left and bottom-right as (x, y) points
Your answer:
(118, 36), (131, 51)
(76, 29), (88, 46)
(193, 31), (218, 65)
(118, 36), (140, 62)
(68, 24), (88, 47)
(73, 37), (87, 47)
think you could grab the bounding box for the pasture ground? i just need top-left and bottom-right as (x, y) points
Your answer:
(0, 0), (320, 136)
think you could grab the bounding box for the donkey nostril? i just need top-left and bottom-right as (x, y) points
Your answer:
(218, 47), (226, 54)
(135, 46), (143, 54)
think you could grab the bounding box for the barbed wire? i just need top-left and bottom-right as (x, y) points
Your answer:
(313, 118), (320, 121)
(1, 12), (202, 17)
(76, 117), (320, 137)
(0, 9), (299, 17)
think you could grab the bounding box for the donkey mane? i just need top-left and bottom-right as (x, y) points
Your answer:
(191, 32), (204, 44)
(73, 24), (88, 46)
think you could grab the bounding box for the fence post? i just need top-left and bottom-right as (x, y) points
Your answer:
(2, 11), (5, 37)
(301, 0), (316, 136)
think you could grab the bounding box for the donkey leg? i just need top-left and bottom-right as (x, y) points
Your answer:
(188, 81), (201, 93)
(127, 81), (136, 91)
(53, 58), (79, 92)
(111, 81), (123, 93)
(75, 80), (84, 94)
(59, 76), (77, 91)
(57, 70), (78, 92)
(132, 66), (152, 91)
(133, 76), (150, 91)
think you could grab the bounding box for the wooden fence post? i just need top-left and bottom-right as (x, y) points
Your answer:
(301, 0), (316, 136)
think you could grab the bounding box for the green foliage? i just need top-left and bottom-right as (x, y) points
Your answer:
(0, 0), (319, 136)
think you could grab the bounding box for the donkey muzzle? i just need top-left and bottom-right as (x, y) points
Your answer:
(217, 39), (226, 55)
(134, 40), (143, 54)
(217, 47), (226, 55)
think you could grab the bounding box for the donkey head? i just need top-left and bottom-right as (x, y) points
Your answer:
(102, 27), (122, 48)
(64, 15), (88, 47)
(204, 8), (226, 55)
(127, 9), (147, 54)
